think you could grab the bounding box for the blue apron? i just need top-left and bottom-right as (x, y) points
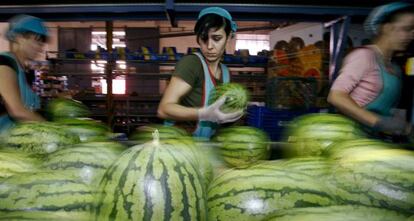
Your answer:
(0, 52), (41, 134)
(165, 52), (230, 140)
(364, 52), (401, 116)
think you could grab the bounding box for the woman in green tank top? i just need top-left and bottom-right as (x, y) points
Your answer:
(157, 7), (243, 139)
(0, 15), (49, 133)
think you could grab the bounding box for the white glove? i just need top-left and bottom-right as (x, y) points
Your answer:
(198, 96), (243, 124)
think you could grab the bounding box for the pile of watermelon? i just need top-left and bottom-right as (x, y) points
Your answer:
(0, 109), (413, 220)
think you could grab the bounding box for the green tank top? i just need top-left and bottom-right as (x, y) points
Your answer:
(0, 52), (40, 133)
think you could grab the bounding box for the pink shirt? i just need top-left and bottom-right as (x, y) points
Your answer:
(331, 46), (382, 107)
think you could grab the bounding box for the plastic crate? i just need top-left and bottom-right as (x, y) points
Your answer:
(246, 105), (319, 141)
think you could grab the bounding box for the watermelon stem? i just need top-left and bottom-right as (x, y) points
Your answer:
(152, 129), (160, 145)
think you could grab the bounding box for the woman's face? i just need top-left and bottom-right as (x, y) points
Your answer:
(387, 13), (414, 51)
(198, 26), (229, 63)
(16, 34), (45, 60)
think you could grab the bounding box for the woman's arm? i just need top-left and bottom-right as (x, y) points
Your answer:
(328, 90), (410, 134)
(0, 66), (44, 122)
(327, 90), (379, 127)
(157, 76), (200, 121)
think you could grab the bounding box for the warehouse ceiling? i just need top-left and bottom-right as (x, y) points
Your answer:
(0, 0), (406, 6)
(0, 0), (411, 23)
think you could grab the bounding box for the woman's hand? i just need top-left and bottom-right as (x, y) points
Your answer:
(198, 96), (243, 123)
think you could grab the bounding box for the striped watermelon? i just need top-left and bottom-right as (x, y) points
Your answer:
(1, 122), (80, 154)
(46, 98), (91, 120)
(208, 83), (249, 113)
(212, 126), (270, 168)
(129, 124), (189, 143)
(0, 171), (97, 218)
(250, 157), (331, 177)
(196, 141), (229, 180)
(0, 211), (92, 221)
(265, 205), (409, 221)
(164, 138), (213, 186)
(42, 142), (125, 184)
(281, 157), (332, 177)
(329, 148), (414, 214)
(56, 118), (111, 142)
(324, 138), (397, 160)
(285, 113), (366, 157)
(94, 138), (207, 221)
(0, 149), (40, 179)
(207, 167), (336, 221)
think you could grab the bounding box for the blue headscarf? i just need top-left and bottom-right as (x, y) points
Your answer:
(196, 7), (237, 32)
(364, 2), (413, 36)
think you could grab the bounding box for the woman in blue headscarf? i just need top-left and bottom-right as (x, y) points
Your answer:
(0, 15), (49, 133)
(328, 2), (414, 137)
(158, 7), (242, 140)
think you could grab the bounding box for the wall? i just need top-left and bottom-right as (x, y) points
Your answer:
(0, 23), (9, 51)
(269, 22), (323, 48)
(47, 20), (270, 54)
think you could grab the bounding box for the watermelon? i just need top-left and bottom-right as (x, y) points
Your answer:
(324, 138), (397, 160)
(1, 122), (80, 154)
(208, 83), (249, 113)
(207, 167), (336, 221)
(285, 113), (366, 157)
(42, 142), (125, 185)
(0, 149), (40, 179)
(328, 148), (414, 214)
(281, 157), (332, 177)
(165, 138), (213, 186)
(0, 171), (97, 217)
(46, 98), (91, 120)
(265, 205), (409, 221)
(56, 118), (111, 142)
(196, 141), (230, 181)
(94, 137), (207, 221)
(212, 126), (270, 168)
(249, 157), (331, 179)
(129, 124), (189, 143)
(0, 211), (92, 221)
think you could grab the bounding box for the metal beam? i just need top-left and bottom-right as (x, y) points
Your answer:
(328, 16), (351, 83)
(0, 3), (372, 22)
(165, 0), (177, 27)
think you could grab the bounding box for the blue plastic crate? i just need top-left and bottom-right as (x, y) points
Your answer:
(246, 105), (320, 141)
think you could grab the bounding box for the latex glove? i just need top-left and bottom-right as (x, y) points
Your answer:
(198, 96), (244, 124)
(374, 116), (410, 135)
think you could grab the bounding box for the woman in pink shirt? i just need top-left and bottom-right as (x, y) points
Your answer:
(328, 2), (414, 136)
